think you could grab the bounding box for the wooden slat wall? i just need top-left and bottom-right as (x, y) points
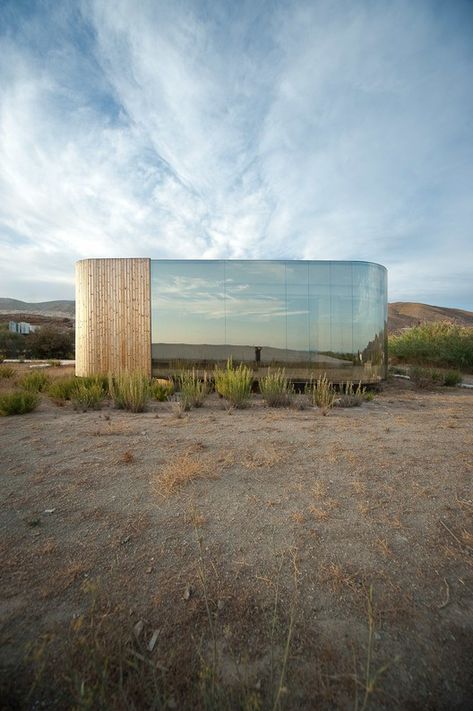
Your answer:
(75, 258), (151, 377)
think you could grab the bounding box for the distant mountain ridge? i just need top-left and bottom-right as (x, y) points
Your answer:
(0, 298), (75, 318)
(1, 298), (472, 332)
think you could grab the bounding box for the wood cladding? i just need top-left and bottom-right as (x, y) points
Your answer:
(75, 258), (151, 377)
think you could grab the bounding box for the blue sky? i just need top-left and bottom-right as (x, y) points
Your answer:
(0, 0), (472, 309)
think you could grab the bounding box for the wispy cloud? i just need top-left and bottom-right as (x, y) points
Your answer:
(0, 0), (472, 307)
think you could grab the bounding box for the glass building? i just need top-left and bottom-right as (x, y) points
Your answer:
(151, 260), (387, 382)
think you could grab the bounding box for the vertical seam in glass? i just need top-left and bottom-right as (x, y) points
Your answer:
(307, 261), (310, 363)
(223, 259), (227, 347)
(284, 262), (288, 355)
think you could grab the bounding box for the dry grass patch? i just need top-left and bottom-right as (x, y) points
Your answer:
(242, 446), (285, 469)
(322, 562), (364, 594)
(154, 451), (216, 496)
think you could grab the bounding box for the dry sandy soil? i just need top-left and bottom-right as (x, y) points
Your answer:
(1, 373), (472, 710)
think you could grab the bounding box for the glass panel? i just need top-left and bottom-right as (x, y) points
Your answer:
(225, 261), (286, 365)
(150, 259), (387, 382)
(151, 260), (225, 366)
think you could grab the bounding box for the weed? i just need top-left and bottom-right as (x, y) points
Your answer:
(108, 372), (149, 412)
(305, 373), (336, 411)
(214, 359), (252, 408)
(259, 368), (294, 407)
(71, 382), (104, 411)
(151, 378), (174, 401)
(0, 364), (15, 378)
(18, 370), (50, 392)
(47, 377), (78, 402)
(179, 369), (209, 409)
(336, 381), (366, 407)
(80, 374), (109, 395)
(0, 391), (39, 416)
(409, 366), (443, 389)
(443, 370), (462, 387)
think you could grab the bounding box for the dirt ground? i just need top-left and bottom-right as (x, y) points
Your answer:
(1, 373), (472, 709)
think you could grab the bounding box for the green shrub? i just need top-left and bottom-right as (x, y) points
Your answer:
(214, 360), (252, 408)
(151, 378), (174, 402)
(0, 391), (39, 416)
(0, 364), (15, 379)
(71, 382), (104, 411)
(80, 374), (109, 395)
(443, 370), (462, 387)
(18, 370), (51, 392)
(178, 370), (208, 409)
(25, 326), (74, 360)
(336, 381), (365, 407)
(305, 373), (336, 411)
(47, 377), (78, 402)
(108, 372), (149, 413)
(259, 368), (294, 407)
(389, 321), (473, 370)
(409, 366), (443, 389)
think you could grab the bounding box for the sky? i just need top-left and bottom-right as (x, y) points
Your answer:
(0, 0), (472, 309)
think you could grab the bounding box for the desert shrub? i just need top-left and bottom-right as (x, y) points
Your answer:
(409, 366), (443, 389)
(336, 381), (366, 407)
(80, 374), (109, 395)
(18, 370), (50, 392)
(214, 360), (252, 408)
(0, 391), (39, 416)
(0, 329), (24, 358)
(305, 373), (336, 411)
(71, 382), (104, 411)
(178, 370), (208, 409)
(259, 368), (294, 407)
(0, 364), (15, 379)
(443, 370), (462, 387)
(389, 321), (473, 370)
(108, 372), (149, 412)
(47, 377), (78, 402)
(151, 378), (174, 401)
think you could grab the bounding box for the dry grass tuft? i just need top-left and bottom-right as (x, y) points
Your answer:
(376, 537), (393, 557)
(322, 562), (364, 593)
(154, 452), (216, 496)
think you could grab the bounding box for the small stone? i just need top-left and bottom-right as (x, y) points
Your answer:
(147, 629), (159, 652)
(133, 620), (144, 639)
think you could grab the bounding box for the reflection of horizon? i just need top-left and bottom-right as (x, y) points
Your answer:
(151, 343), (353, 366)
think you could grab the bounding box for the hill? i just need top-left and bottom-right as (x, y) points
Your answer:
(0, 298), (75, 318)
(388, 302), (473, 332)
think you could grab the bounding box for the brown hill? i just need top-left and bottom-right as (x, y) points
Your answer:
(388, 302), (473, 333)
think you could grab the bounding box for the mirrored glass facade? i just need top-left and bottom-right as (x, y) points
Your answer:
(151, 260), (387, 382)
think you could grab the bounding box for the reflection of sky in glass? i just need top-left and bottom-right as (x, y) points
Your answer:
(151, 260), (387, 354)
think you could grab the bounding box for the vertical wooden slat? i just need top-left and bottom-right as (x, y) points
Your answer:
(75, 258), (151, 377)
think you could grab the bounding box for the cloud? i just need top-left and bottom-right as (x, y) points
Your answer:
(0, 0), (472, 308)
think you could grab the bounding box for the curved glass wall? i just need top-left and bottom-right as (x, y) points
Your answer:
(151, 260), (387, 382)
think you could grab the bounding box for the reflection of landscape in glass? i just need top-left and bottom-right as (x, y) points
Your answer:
(151, 260), (387, 381)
